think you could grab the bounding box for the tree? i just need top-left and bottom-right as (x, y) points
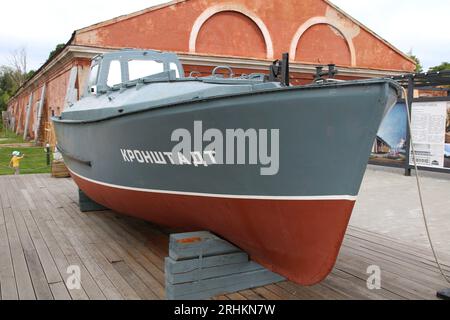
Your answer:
(48, 43), (66, 61)
(0, 48), (35, 111)
(429, 62), (450, 72)
(7, 47), (29, 87)
(408, 51), (423, 73)
(0, 66), (19, 111)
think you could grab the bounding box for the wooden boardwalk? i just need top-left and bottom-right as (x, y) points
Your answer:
(0, 174), (449, 300)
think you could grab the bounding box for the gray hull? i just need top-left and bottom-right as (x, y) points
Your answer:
(54, 80), (398, 198)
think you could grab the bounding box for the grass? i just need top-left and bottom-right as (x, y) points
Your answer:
(0, 147), (52, 175)
(0, 128), (52, 175)
(0, 128), (26, 145)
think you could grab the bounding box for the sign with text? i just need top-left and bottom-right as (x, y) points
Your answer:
(410, 101), (450, 170)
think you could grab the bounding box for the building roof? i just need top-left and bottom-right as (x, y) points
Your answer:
(10, 0), (415, 100)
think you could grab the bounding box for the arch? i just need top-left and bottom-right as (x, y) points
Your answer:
(290, 17), (356, 66)
(189, 4), (274, 60)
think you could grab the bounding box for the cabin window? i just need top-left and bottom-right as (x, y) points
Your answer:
(128, 60), (164, 81)
(170, 63), (180, 78)
(88, 64), (99, 88)
(107, 60), (122, 87)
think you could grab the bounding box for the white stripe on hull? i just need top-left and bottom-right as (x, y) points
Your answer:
(69, 169), (358, 202)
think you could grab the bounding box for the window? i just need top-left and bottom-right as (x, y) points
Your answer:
(107, 60), (122, 87)
(88, 64), (99, 88)
(128, 60), (164, 81)
(170, 63), (180, 78)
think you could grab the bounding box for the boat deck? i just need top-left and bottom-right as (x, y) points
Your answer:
(0, 174), (448, 300)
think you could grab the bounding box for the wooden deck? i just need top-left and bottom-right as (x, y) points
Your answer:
(0, 174), (449, 300)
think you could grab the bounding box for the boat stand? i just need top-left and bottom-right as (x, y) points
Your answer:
(165, 231), (285, 300)
(437, 289), (450, 300)
(78, 189), (108, 212)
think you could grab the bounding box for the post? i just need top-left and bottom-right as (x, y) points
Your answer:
(404, 76), (414, 177)
(45, 143), (51, 166)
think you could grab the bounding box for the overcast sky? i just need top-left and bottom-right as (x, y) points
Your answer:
(0, 0), (448, 71)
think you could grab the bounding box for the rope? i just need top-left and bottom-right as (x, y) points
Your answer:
(403, 87), (450, 284)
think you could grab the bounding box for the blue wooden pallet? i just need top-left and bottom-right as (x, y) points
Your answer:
(165, 231), (285, 300)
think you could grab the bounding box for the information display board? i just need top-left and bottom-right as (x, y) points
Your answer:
(409, 101), (450, 170)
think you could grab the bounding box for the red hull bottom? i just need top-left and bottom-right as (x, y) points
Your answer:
(72, 174), (355, 286)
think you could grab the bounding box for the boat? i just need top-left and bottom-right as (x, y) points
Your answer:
(53, 50), (400, 286)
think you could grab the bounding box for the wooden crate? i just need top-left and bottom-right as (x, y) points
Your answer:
(51, 160), (70, 178)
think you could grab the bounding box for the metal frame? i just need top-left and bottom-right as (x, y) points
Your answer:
(370, 71), (450, 176)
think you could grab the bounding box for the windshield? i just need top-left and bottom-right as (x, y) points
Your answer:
(88, 64), (99, 88)
(128, 60), (165, 81)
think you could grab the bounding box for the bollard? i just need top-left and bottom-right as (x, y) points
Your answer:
(45, 143), (51, 166)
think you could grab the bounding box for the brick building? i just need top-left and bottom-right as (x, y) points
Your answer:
(7, 0), (415, 145)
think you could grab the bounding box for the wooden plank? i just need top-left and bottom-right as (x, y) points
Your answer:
(113, 261), (157, 300)
(166, 259), (266, 285)
(166, 252), (248, 275)
(225, 292), (248, 300)
(166, 269), (285, 300)
(264, 284), (300, 300)
(348, 225), (450, 265)
(60, 198), (164, 299)
(322, 269), (390, 300)
(51, 162), (70, 178)
(21, 210), (62, 284)
(169, 231), (240, 261)
(346, 228), (450, 273)
(12, 209), (53, 300)
(86, 213), (166, 299)
(0, 208), (18, 300)
(29, 209), (89, 300)
(253, 287), (282, 300)
(59, 199), (123, 264)
(118, 216), (169, 259)
(238, 289), (264, 300)
(83, 243), (141, 300)
(44, 218), (105, 300)
(24, 178), (99, 300)
(336, 248), (441, 299)
(2, 174), (448, 301)
(341, 239), (449, 290)
(275, 281), (324, 300)
(3, 207), (36, 300)
(42, 204), (122, 300)
(49, 282), (71, 300)
(90, 212), (166, 275)
(34, 186), (132, 300)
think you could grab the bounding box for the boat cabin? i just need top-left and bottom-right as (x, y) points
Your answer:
(87, 50), (185, 95)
